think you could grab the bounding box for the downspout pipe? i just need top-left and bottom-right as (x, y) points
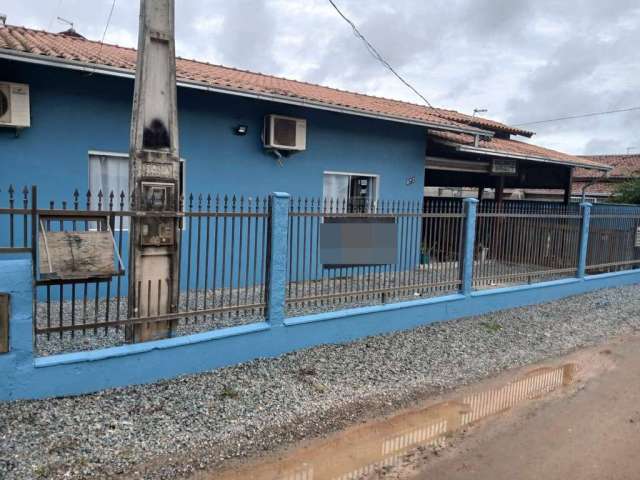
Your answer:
(581, 171), (610, 203)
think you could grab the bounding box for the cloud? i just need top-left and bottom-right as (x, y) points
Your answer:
(4, 0), (640, 154)
(175, 0), (280, 72)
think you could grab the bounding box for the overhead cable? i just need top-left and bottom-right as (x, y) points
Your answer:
(327, 0), (433, 108)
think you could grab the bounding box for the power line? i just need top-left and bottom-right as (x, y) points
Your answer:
(98, 0), (117, 54)
(327, 0), (433, 108)
(513, 106), (640, 127)
(86, 0), (116, 76)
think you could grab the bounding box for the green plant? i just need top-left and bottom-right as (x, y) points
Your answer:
(480, 320), (502, 333)
(311, 382), (327, 393)
(421, 244), (434, 264)
(220, 385), (239, 399)
(32, 464), (51, 478)
(612, 178), (640, 205)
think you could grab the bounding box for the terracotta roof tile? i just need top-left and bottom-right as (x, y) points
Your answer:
(571, 181), (620, 195)
(575, 154), (640, 179)
(428, 130), (610, 170)
(0, 24), (535, 136)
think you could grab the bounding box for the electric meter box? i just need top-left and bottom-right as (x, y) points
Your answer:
(140, 182), (176, 246)
(142, 181), (175, 210)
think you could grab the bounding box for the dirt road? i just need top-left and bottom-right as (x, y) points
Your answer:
(409, 335), (640, 480)
(207, 334), (640, 480)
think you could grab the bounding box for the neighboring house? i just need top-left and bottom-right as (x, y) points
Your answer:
(0, 23), (609, 208)
(512, 154), (640, 202)
(574, 154), (640, 201)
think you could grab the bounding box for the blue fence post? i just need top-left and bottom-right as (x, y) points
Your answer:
(577, 202), (592, 279)
(266, 192), (290, 326)
(460, 198), (478, 296)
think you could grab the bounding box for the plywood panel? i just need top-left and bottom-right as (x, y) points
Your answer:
(39, 231), (115, 279)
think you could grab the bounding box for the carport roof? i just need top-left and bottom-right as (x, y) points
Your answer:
(429, 131), (611, 171)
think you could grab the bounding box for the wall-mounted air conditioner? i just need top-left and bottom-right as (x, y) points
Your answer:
(263, 114), (306, 151)
(0, 82), (30, 128)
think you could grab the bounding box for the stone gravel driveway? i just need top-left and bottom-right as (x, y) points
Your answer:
(2, 284), (639, 479)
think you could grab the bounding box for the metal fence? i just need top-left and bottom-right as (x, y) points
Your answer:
(1, 186), (270, 354)
(3, 183), (640, 355)
(0, 185), (33, 253)
(176, 193), (270, 325)
(587, 203), (640, 273)
(34, 189), (130, 345)
(473, 201), (582, 287)
(285, 198), (464, 314)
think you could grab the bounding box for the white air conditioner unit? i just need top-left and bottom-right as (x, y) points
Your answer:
(0, 82), (30, 128)
(263, 114), (306, 151)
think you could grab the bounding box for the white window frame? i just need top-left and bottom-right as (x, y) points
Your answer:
(322, 170), (380, 209)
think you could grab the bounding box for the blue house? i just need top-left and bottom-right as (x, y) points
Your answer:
(0, 24), (609, 209)
(0, 23), (614, 310)
(0, 24), (615, 304)
(3, 23), (640, 402)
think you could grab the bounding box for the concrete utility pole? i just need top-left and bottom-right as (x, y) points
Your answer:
(127, 0), (181, 342)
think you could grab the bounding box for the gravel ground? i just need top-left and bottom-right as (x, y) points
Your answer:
(34, 285), (271, 356)
(36, 260), (556, 356)
(4, 284), (638, 480)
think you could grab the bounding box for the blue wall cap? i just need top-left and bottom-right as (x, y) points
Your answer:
(271, 192), (291, 198)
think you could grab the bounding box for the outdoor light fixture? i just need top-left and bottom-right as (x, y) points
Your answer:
(234, 124), (248, 136)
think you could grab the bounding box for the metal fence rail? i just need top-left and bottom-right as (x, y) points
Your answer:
(4, 182), (640, 355)
(473, 201), (582, 287)
(35, 189), (130, 340)
(0, 186), (271, 353)
(587, 204), (640, 273)
(173, 193), (270, 325)
(35, 192), (270, 340)
(0, 185), (33, 253)
(286, 198), (464, 314)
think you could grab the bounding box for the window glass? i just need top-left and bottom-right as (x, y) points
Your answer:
(323, 172), (377, 212)
(88, 153), (130, 229)
(89, 153), (129, 206)
(323, 173), (349, 209)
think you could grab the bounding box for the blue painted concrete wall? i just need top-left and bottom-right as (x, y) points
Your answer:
(2, 254), (639, 400)
(0, 59), (427, 202)
(0, 256), (34, 398)
(1, 193), (640, 401)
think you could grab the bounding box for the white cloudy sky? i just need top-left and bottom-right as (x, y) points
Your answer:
(4, 0), (640, 155)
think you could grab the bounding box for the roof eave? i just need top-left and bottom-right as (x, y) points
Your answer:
(454, 144), (613, 172)
(466, 122), (534, 138)
(574, 175), (629, 182)
(0, 48), (491, 137)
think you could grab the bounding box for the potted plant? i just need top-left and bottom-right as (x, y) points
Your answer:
(421, 244), (433, 265)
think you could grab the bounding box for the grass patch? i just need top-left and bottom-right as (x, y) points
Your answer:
(480, 320), (503, 333)
(219, 385), (240, 399)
